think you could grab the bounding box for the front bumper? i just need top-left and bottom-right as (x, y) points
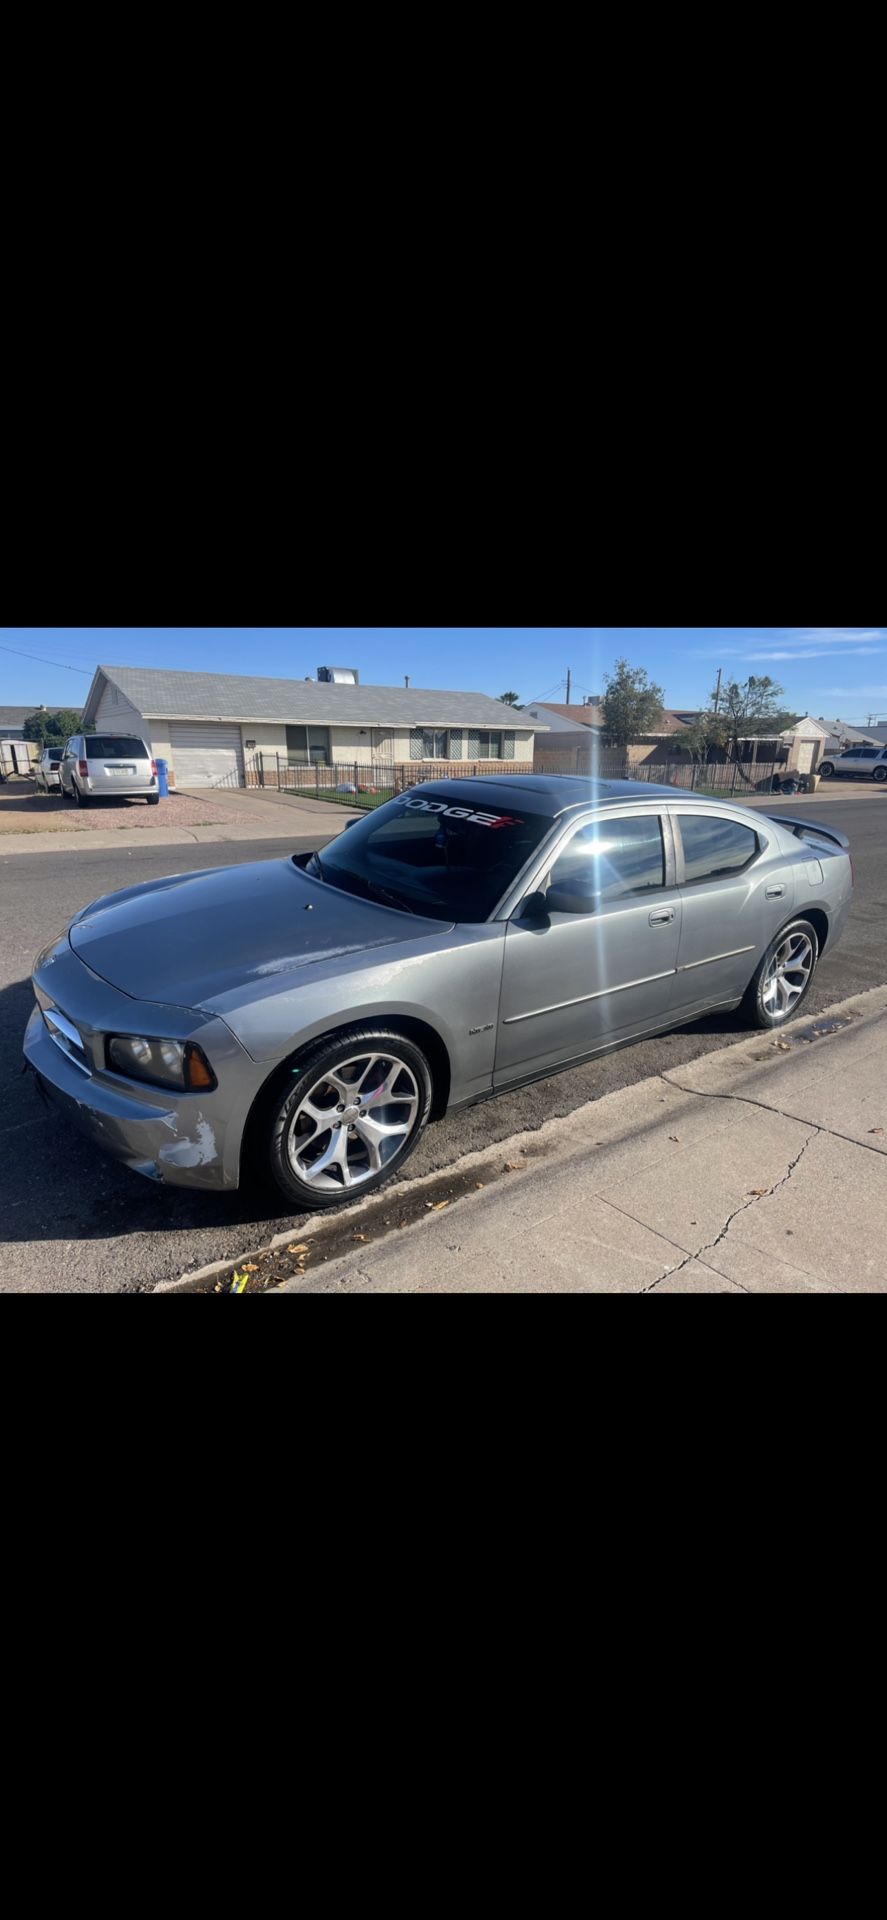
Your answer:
(23, 939), (262, 1190)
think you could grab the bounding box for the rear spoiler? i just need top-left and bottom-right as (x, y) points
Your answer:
(772, 816), (850, 852)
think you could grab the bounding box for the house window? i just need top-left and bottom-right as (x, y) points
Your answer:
(475, 731), (503, 759)
(422, 729), (449, 760)
(286, 725), (330, 766)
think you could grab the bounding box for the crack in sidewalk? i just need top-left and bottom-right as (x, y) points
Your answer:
(643, 1124), (819, 1292)
(659, 1068), (887, 1158)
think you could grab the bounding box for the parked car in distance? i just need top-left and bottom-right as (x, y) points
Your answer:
(818, 744), (887, 782)
(24, 775), (853, 1209)
(59, 733), (160, 806)
(35, 747), (64, 793)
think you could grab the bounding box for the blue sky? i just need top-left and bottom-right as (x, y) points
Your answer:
(2, 628), (886, 723)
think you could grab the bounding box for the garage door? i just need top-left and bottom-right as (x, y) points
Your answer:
(168, 724), (244, 789)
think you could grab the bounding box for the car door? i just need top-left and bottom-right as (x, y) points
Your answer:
(669, 806), (786, 1014)
(494, 807), (682, 1084)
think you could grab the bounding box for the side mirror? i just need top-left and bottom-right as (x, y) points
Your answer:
(518, 890), (550, 924)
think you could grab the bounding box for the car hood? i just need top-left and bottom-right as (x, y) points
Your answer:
(68, 857), (445, 1009)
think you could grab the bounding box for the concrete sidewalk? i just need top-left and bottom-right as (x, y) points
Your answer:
(267, 987), (887, 1294)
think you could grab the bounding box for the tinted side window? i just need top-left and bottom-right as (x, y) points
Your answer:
(678, 815), (759, 883)
(547, 815), (665, 903)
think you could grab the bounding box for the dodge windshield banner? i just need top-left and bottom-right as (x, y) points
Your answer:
(403, 798), (525, 831)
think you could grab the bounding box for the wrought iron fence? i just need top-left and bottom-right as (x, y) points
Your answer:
(533, 746), (802, 794)
(243, 754), (530, 808)
(629, 757), (798, 794)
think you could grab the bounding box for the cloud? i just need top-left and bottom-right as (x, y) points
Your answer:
(741, 647), (882, 661)
(798, 629), (885, 643)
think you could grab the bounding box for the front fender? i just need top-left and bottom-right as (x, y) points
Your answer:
(217, 924), (507, 1107)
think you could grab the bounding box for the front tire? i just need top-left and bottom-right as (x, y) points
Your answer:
(264, 1027), (433, 1210)
(742, 918), (819, 1029)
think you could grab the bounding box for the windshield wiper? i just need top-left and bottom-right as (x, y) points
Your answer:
(359, 878), (415, 915)
(309, 859), (415, 915)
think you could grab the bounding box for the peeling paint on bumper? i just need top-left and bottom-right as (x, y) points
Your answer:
(24, 1002), (240, 1191)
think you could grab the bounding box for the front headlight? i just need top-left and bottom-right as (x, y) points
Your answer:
(106, 1036), (216, 1091)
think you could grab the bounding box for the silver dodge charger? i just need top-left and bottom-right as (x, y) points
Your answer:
(24, 776), (853, 1208)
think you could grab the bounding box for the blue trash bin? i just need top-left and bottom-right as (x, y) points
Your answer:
(156, 758), (169, 798)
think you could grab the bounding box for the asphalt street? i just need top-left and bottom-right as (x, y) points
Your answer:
(2, 795), (885, 1292)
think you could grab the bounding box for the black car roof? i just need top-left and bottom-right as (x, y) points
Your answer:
(413, 773), (701, 816)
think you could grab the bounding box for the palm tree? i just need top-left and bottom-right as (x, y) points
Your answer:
(498, 691), (520, 706)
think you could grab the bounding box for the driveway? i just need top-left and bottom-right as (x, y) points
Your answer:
(0, 780), (236, 833)
(0, 779), (361, 843)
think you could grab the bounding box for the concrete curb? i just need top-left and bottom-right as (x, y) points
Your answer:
(742, 787), (886, 807)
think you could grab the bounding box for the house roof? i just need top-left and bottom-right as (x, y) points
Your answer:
(84, 665), (541, 731)
(529, 701), (702, 738)
(0, 705), (41, 729)
(814, 716), (884, 745)
(529, 702), (603, 729)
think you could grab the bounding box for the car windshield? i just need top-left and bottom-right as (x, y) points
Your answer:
(308, 790), (553, 922)
(85, 736), (147, 759)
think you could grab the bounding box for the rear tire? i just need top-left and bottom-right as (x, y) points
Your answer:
(873, 766), (887, 783)
(262, 1026), (433, 1211)
(74, 784), (90, 808)
(819, 762), (834, 778)
(147, 794), (160, 805)
(742, 918), (819, 1029)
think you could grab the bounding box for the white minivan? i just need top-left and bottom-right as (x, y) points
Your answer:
(59, 734), (159, 806)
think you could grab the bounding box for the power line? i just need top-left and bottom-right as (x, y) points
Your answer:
(0, 641), (94, 674)
(522, 679), (567, 707)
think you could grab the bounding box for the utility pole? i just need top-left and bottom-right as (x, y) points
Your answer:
(713, 668), (722, 714)
(565, 668), (572, 705)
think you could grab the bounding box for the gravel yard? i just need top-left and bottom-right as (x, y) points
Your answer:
(0, 784), (241, 833)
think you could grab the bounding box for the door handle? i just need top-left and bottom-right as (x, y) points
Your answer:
(765, 884), (786, 898)
(649, 906), (675, 925)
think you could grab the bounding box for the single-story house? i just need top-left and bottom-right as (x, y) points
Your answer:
(776, 716), (887, 765)
(528, 700), (708, 773)
(80, 664), (543, 788)
(0, 705), (38, 740)
(812, 716), (886, 751)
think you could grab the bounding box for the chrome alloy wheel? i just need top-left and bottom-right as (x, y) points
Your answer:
(286, 1050), (421, 1192)
(761, 931), (814, 1019)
